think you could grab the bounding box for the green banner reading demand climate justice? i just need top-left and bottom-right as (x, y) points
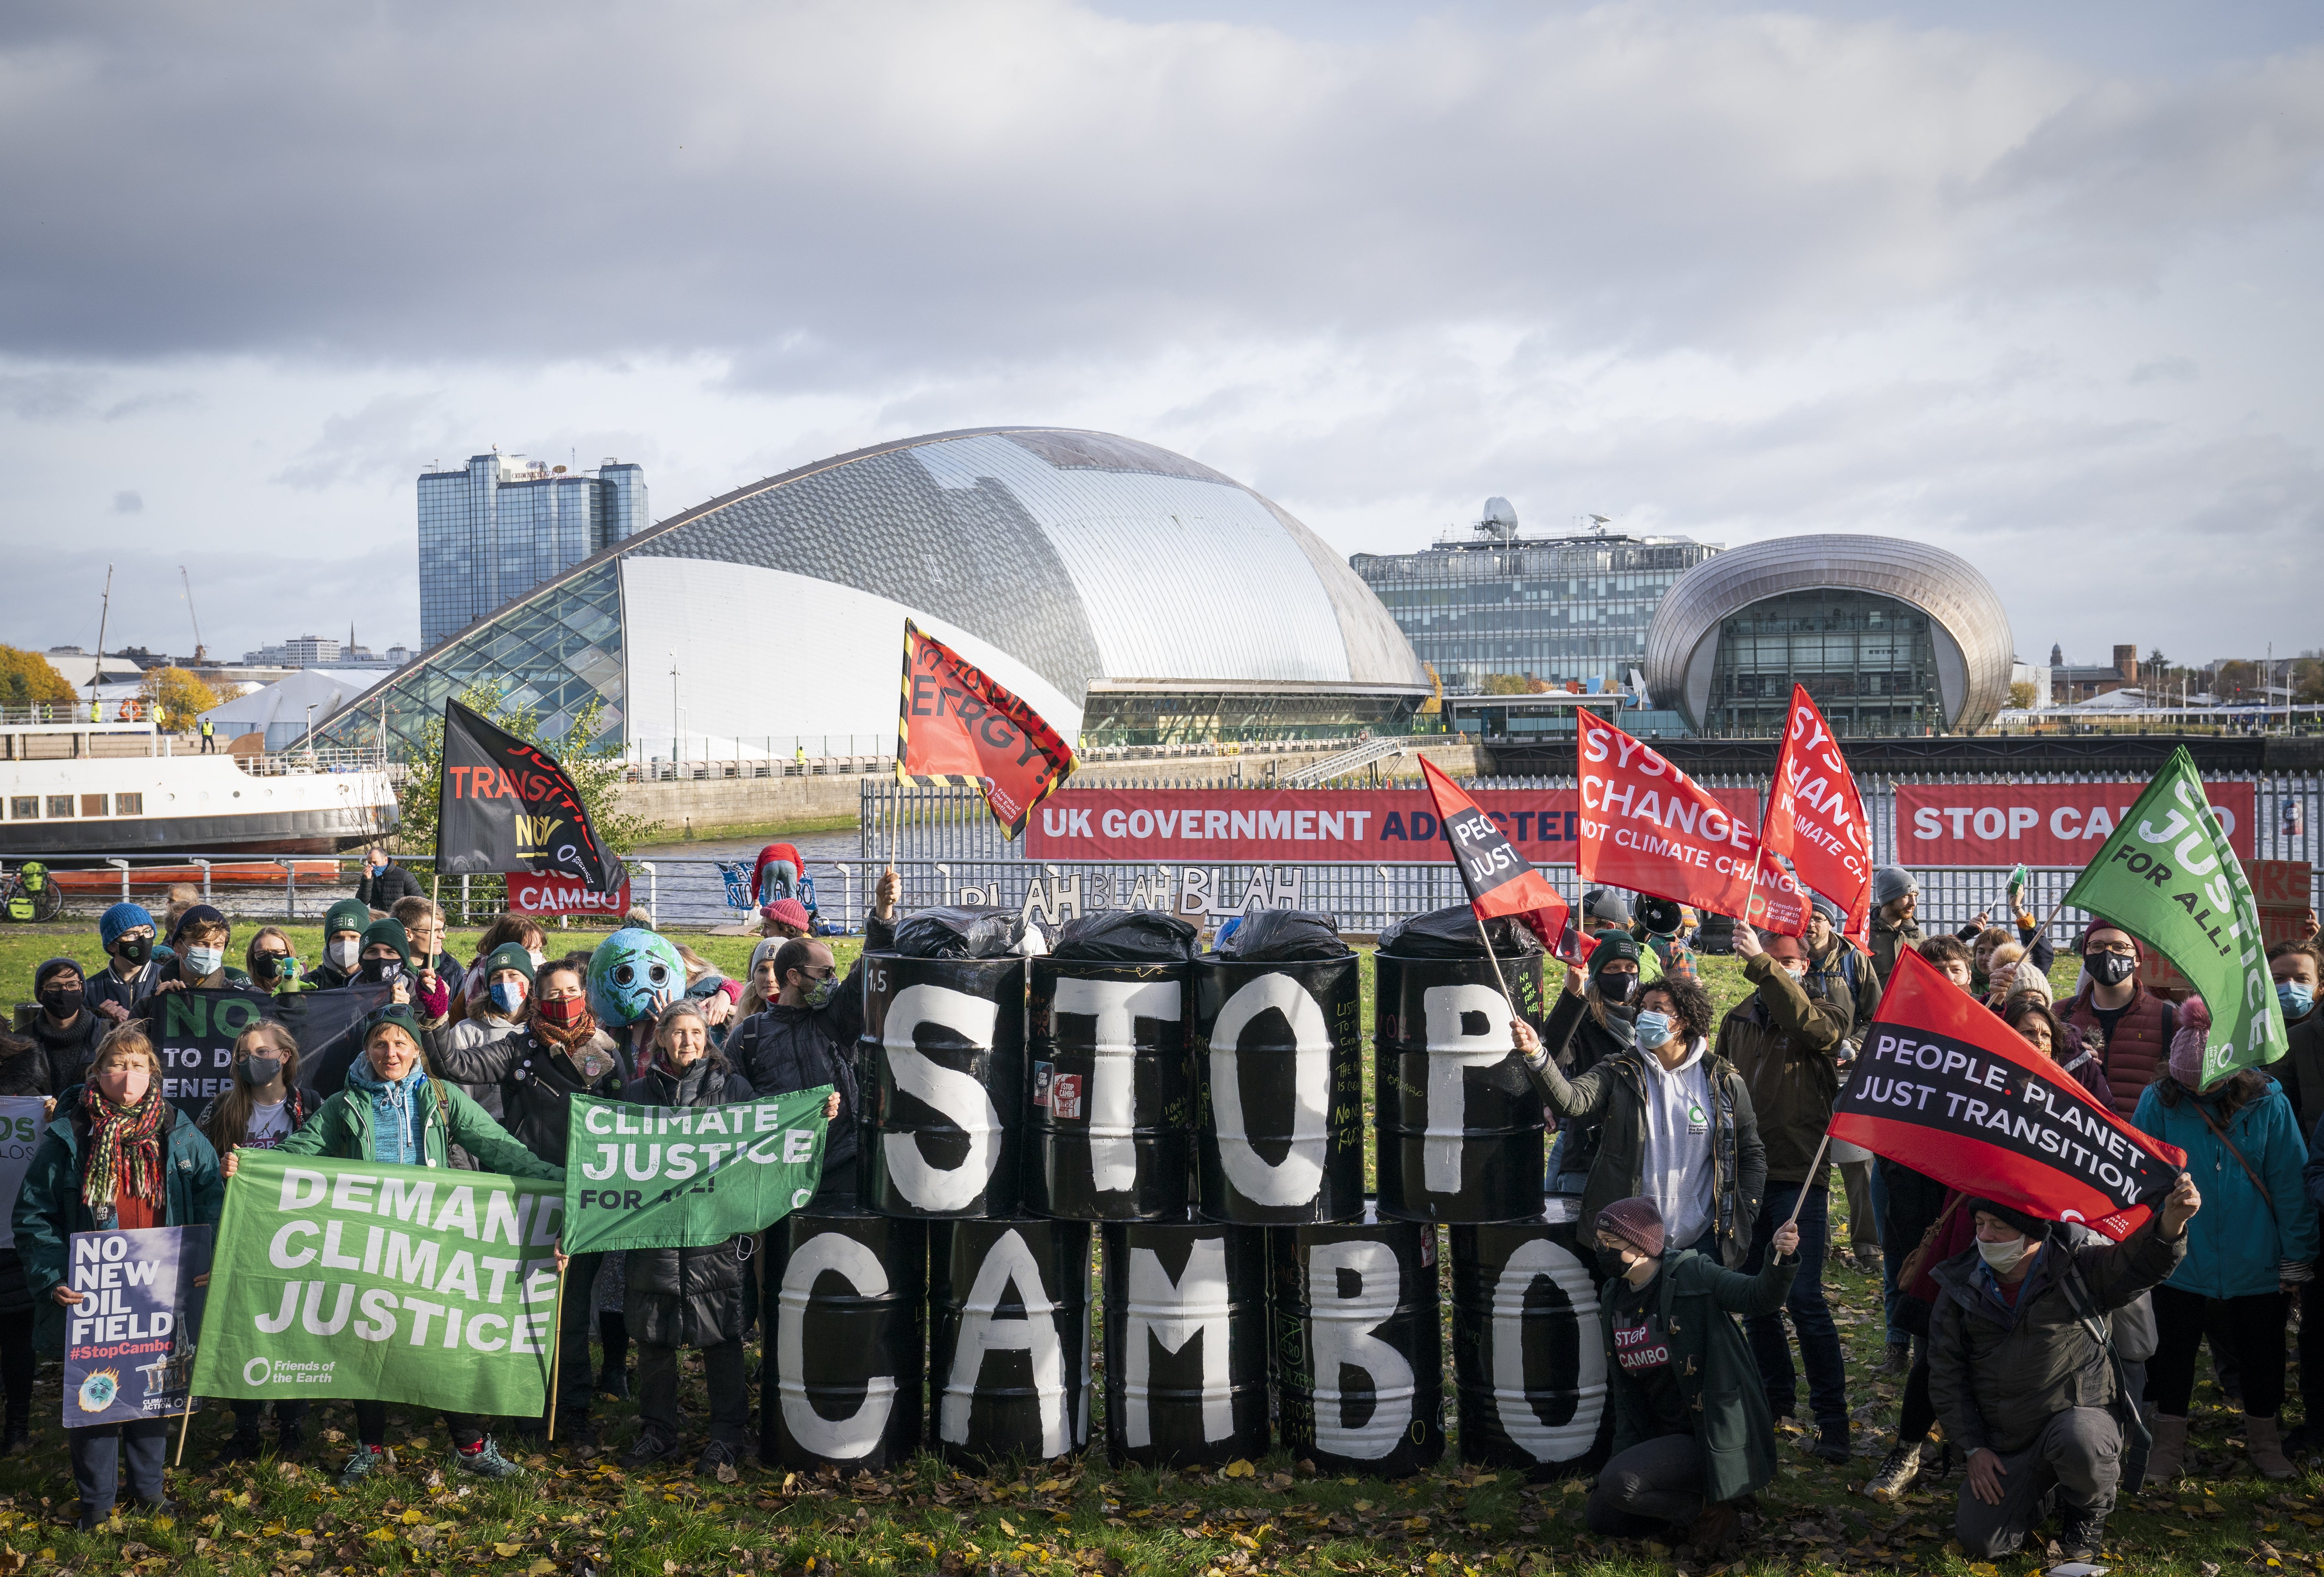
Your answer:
(559, 1086), (830, 1256)
(188, 1152), (561, 1416)
(2066, 746), (2288, 1087)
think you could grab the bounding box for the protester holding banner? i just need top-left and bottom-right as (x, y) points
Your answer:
(15, 1030), (223, 1526)
(1717, 928), (1854, 1461)
(243, 927), (309, 998)
(436, 941), (536, 1126)
(1585, 1195), (1803, 1556)
(2058, 922), (2177, 1122)
(2131, 997), (2316, 1481)
(2263, 940), (2324, 1140)
(2003, 1000), (2113, 1109)
(1517, 973), (1764, 1269)
(0, 1180), (31, 1458)
(304, 898), (374, 991)
(0, 1033), (47, 1103)
(458, 913), (549, 1023)
(28, 959), (95, 1092)
(392, 896), (468, 1012)
(1867, 867), (1924, 994)
(1537, 938), (1646, 1208)
(1956, 914), (2054, 992)
(86, 904), (162, 1025)
(139, 906), (253, 997)
(1929, 1181), (2200, 1561)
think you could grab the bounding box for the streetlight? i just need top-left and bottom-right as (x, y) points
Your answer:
(302, 703), (318, 758)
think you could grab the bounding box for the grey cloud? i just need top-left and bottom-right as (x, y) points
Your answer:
(2130, 355), (2197, 383)
(111, 490), (141, 513)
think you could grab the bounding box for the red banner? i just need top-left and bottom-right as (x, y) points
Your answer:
(506, 871), (633, 917)
(1761, 686), (1873, 945)
(1419, 757), (1573, 952)
(1023, 785), (1757, 864)
(1744, 847), (1809, 936)
(1895, 780), (2256, 867)
(1830, 947), (2187, 1240)
(1577, 709), (1763, 920)
(897, 619), (1076, 839)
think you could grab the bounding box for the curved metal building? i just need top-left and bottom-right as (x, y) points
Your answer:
(323, 427), (1429, 757)
(1643, 535), (2013, 736)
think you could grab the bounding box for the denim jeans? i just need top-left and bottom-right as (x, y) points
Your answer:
(1740, 1180), (1848, 1431)
(69, 1419), (168, 1515)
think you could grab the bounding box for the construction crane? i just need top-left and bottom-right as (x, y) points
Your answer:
(179, 565), (206, 664)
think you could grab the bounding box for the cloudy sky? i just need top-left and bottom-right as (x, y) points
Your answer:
(4, 0), (2319, 669)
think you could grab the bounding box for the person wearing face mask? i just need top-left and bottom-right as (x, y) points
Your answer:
(1517, 975), (1764, 1270)
(1717, 925), (1855, 1462)
(14, 1030), (223, 1525)
(2133, 995), (2316, 1482)
(257, 1008), (559, 1483)
(1585, 1194), (1803, 1558)
(1799, 895), (1880, 1275)
(1929, 1179), (2201, 1561)
(305, 898), (375, 990)
(431, 942), (536, 1125)
(242, 926), (310, 998)
(0, 1029), (43, 1462)
(2058, 921), (2177, 1122)
(1537, 936), (1649, 1210)
(195, 1023), (317, 1464)
(354, 844), (423, 910)
(1867, 866), (1924, 1001)
(29, 959), (101, 1093)
(2261, 941), (2324, 1140)
(84, 904), (162, 1025)
(460, 914), (549, 1023)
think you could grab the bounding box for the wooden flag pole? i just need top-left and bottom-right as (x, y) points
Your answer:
(172, 1386), (197, 1467)
(1468, 911), (1515, 1004)
(2020, 891), (2073, 958)
(545, 1262), (568, 1441)
(1785, 1132), (1833, 1230)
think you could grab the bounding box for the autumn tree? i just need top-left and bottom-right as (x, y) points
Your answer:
(0, 646), (76, 709)
(140, 666), (220, 731)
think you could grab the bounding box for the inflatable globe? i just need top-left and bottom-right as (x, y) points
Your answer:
(586, 927), (685, 1028)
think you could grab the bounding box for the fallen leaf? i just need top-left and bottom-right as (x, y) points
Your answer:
(495, 1543), (527, 1557)
(1222, 1460), (1256, 1480)
(717, 1460), (740, 1486)
(999, 1517), (1018, 1536)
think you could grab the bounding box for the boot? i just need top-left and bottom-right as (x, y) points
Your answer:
(2145, 1413), (2190, 1483)
(2244, 1414), (2297, 1480)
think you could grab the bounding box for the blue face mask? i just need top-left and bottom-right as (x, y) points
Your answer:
(1634, 1010), (1674, 1049)
(2281, 982), (2315, 1019)
(490, 980), (528, 1016)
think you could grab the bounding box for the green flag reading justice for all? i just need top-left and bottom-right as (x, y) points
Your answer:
(559, 1086), (831, 1257)
(189, 1152), (563, 1416)
(2065, 746), (2288, 1087)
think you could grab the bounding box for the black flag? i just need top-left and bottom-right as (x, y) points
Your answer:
(436, 700), (625, 891)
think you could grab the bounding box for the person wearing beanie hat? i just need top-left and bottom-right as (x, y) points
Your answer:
(2057, 920), (2175, 1122)
(1584, 1191), (1802, 1556)
(758, 897), (812, 940)
(1929, 1173), (2199, 1560)
(29, 958), (103, 1093)
(2129, 997), (2314, 1484)
(1582, 888), (1632, 935)
(301, 897), (376, 990)
(1798, 893), (1882, 1278)
(1537, 934), (1648, 1211)
(433, 943), (538, 1126)
(85, 904), (161, 1025)
(1868, 866), (1925, 995)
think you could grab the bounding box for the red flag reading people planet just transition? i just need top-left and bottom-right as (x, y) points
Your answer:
(1761, 684), (1874, 947)
(895, 620), (1076, 839)
(1576, 708), (1764, 921)
(1418, 757), (1574, 955)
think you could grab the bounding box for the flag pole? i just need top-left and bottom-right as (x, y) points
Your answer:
(545, 1262), (568, 1441)
(1785, 1133), (1832, 1229)
(172, 1388), (196, 1467)
(2021, 891), (2073, 958)
(1468, 911), (1514, 1003)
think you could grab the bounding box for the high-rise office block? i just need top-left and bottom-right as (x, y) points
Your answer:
(417, 453), (648, 648)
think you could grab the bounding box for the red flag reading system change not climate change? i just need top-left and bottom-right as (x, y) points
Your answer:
(1576, 708), (1763, 921)
(1761, 684), (1874, 946)
(436, 701), (625, 893)
(896, 621), (1076, 839)
(1828, 947), (2188, 1240)
(1418, 757), (1574, 954)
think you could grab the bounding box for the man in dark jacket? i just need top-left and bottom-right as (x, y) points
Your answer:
(2057, 921), (2175, 1122)
(1718, 926), (1855, 1461)
(1537, 936), (1645, 1208)
(305, 898), (374, 990)
(28, 959), (101, 1093)
(2268, 941), (2324, 1450)
(354, 847), (423, 910)
(1930, 1180), (2199, 1561)
(83, 903), (162, 1024)
(1867, 865), (1924, 998)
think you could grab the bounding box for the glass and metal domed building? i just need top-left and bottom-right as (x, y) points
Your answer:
(321, 427), (1429, 758)
(1643, 534), (2014, 736)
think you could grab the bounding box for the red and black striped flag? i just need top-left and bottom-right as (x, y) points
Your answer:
(1419, 756), (1575, 956)
(896, 620), (1076, 839)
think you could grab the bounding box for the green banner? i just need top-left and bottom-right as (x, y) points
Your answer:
(2064, 746), (2288, 1086)
(560, 1086), (831, 1256)
(188, 1152), (561, 1415)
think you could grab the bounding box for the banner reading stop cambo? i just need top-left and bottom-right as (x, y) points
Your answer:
(1895, 780), (2257, 867)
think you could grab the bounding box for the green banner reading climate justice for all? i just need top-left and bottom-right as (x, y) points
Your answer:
(189, 1152), (562, 1416)
(559, 1087), (831, 1257)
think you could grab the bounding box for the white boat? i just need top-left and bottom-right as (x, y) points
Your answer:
(0, 717), (399, 859)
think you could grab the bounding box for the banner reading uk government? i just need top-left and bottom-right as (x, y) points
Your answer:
(2064, 747), (2287, 1087)
(560, 1087), (831, 1256)
(190, 1152), (561, 1415)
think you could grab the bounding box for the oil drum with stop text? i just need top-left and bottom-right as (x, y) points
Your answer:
(1269, 1203), (1445, 1477)
(1192, 956), (1363, 1225)
(762, 1207), (928, 1473)
(1450, 1214), (1612, 1478)
(1374, 951), (1547, 1223)
(1026, 958), (1192, 1219)
(861, 954), (1026, 1218)
(1101, 1216), (1269, 1466)
(928, 1217), (1093, 1466)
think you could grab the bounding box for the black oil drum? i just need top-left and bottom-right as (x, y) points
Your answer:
(1269, 1204), (1445, 1477)
(1450, 1214), (1612, 1478)
(1102, 1217), (1269, 1466)
(1192, 957), (1363, 1224)
(1374, 951), (1548, 1223)
(763, 1208), (928, 1474)
(928, 1217), (1093, 1466)
(1026, 959), (1193, 1219)
(862, 955), (1026, 1218)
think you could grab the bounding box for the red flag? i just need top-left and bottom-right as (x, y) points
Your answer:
(1418, 757), (1574, 956)
(896, 620), (1076, 839)
(1829, 948), (2187, 1240)
(1761, 685), (1874, 947)
(1576, 708), (1761, 920)
(1742, 846), (1808, 937)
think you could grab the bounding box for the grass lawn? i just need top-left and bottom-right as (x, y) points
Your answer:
(0, 926), (2315, 1575)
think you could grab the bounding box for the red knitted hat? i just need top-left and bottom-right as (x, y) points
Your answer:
(1596, 1195), (1666, 1260)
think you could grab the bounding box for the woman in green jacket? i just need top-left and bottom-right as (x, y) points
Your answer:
(1590, 1194), (1802, 1558)
(225, 1007), (562, 1486)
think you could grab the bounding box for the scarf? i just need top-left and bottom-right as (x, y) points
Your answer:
(81, 1081), (167, 1210)
(347, 1054), (431, 1166)
(534, 1003), (601, 1056)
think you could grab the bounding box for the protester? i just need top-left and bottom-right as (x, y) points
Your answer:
(354, 845), (423, 909)
(305, 897), (374, 990)
(758, 897), (813, 941)
(131, 908), (265, 1038)
(195, 1021), (317, 1464)
(258, 1007), (561, 1482)
(434, 941), (535, 1123)
(461, 913), (549, 1020)
(735, 936), (787, 1022)
(1585, 1195), (1804, 1557)
(392, 895), (467, 1009)
(2132, 997), (2316, 1481)
(2058, 920), (2177, 1122)
(1799, 896), (1879, 1272)
(1867, 866), (1924, 992)
(84, 904), (162, 1023)
(2003, 999), (2112, 1108)
(2270, 938), (2324, 1450)
(243, 926), (309, 997)
(15, 1029), (223, 1527)
(1718, 926), (1854, 1461)
(673, 944), (739, 1040)
(1629, 895), (1699, 984)
(427, 957), (626, 1447)
(617, 1002), (772, 1476)
(1518, 973), (1764, 1267)
(29, 959), (101, 1092)
(1580, 888), (1632, 938)
(751, 843), (803, 909)
(1539, 936), (1647, 1210)
(1956, 908), (2055, 990)
(1929, 1178), (2201, 1560)
(1916, 934), (1973, 991)
(0, 1118), (32, 1454)
(0, 1029), (48, 1102)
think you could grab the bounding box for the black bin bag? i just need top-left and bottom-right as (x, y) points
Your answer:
(1215, 909), (1349, 962)
(1377, 904), (1546, 960)
(1052, 909), (1200, 962)
(891, 905), (1025, 959)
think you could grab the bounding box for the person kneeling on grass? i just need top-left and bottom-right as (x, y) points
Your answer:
(225, 1007), (566, 1486)
(1586, 1195), (1803, 1560)
(1929, 1177), (2200, 1563)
